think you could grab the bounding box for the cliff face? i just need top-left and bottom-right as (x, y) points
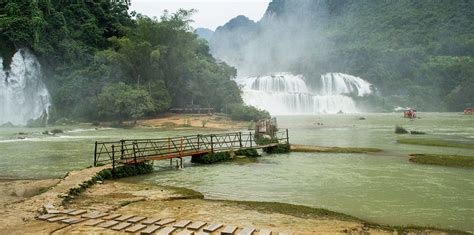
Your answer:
(209, 0), (474, 110)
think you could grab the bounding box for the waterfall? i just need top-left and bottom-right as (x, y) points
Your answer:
(235, 72), (373, 115)
(0, 49), (51, 126)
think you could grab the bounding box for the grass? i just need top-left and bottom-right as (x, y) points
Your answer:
(291, 144), (382, 153)
(398, 138), (474, 149)
(409, 154), (474, 168)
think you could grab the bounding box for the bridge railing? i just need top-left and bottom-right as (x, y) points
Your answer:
(93, 130), (289, 167)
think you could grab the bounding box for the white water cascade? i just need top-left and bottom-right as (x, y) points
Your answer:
(0, 49), (51, 125)
(235, 72), (373, 115)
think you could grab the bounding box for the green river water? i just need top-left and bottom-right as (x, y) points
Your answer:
(0, 113), (473, 231)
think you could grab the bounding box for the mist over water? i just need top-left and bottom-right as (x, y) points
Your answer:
(235, 72), (373, 114)
(0, 49), (51, 125)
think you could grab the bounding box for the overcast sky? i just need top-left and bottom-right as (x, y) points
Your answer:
(129, 0), (271, 30)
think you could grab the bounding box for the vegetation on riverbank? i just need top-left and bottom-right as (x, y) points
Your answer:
(398, 138), (474, 149)
(409, 154), (474, 168)
(291, 144), (382, 153)
(0, 1), (268, 124)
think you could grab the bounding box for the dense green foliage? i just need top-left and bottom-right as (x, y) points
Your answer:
(234, 148), (260, 157)
(212, 0), (474, 111)
(0, 1), (266, 122)
(409, 154), (474, 168)
(263, 144), (291, 154)
(191, 152), (231, 164)
(227, 104), (270, 121)
(395, 125), (408, 134)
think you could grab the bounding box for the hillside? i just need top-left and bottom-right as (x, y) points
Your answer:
(210, 0), (474, 111)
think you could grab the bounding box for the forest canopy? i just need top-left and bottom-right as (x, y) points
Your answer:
(0, 0), (269, 123)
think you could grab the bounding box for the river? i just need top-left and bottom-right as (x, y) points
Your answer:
(0, 113), (473, 231)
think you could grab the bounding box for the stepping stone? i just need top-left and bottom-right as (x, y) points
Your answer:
(177, 230), (194, 235)
(258, 229), (272, 235)
(102, 214), (121, 220)
(156, 218), (176, 226)
(97, 220), (119, 228)
(111, 222), (132, 231)
(221, 225), (238, 235)
(115, 214), (136, 222)
(47, 216), (69, 222)
(68, 209), (87, 216)
(238, 227), (256, 235)
(127, 216), (147, 223)
(142, 217), (161, 225)
(63, 209), (76, 214)
(84, 219), (104, 226)
(203, 223), (223, 233)
(61, 217), (86, 224)
(140, 225), (161, 235)
(174, 220), (192, 228)
(37, 214), (57, 220)
(188, 221), (206, 230)
(125, 224), (147, 233)
(157, 226), (177, 235)
(81, 212), (108, 219)
(46, 209), (62, 214)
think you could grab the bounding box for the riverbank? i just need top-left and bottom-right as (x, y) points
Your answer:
(137, 113), (250, 130)
(0, 166), (467, 234)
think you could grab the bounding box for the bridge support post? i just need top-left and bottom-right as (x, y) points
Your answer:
(239, 132), (242, 148)
(132, 141), (138, 169)
(197, 134), (200, 150)
(249, 132), (253, 148)
(211, 135), (214, 153)
(120, 140), (124, 160)
(94, 141), (98, 167)
(112, 145), (115, 175)
(286, 129), (289, 144)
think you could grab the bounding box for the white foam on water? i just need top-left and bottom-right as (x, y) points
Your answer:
(0, 49), (51, 125)
(235, 72), (373, 115)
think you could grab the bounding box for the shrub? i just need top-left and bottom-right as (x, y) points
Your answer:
(227, 103), (270, 122)
(235, 148), (260, 157)
(263, 144), (291, 154)
(395, 125), (409, 134)
(191, 152), (231, 164)
(51, 129), (64, 134)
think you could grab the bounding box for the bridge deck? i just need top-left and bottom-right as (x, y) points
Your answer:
(94, 130), (288, 169)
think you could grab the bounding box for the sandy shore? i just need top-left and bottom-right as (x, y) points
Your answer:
(138, 113), (250, 130)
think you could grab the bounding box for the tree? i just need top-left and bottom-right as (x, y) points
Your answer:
(97, 83), (155, 123)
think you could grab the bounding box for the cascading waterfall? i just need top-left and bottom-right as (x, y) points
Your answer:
(0, 49), (51, 125)
(235, 72), (373, 115)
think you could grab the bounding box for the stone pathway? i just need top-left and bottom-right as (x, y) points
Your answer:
(37, 208), (287, 234)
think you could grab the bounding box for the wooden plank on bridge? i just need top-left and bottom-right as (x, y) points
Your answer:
(177, 230), (194, 235)
(68, 209), (87, 216)
(47, 216), (69, 222)
(61, 217), (86, 224)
